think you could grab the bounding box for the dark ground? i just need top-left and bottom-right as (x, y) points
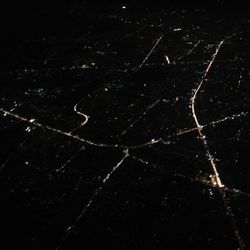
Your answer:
(1, 1), (250, 249)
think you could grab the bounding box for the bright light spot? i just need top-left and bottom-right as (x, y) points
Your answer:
(25, 127), (31, 133)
